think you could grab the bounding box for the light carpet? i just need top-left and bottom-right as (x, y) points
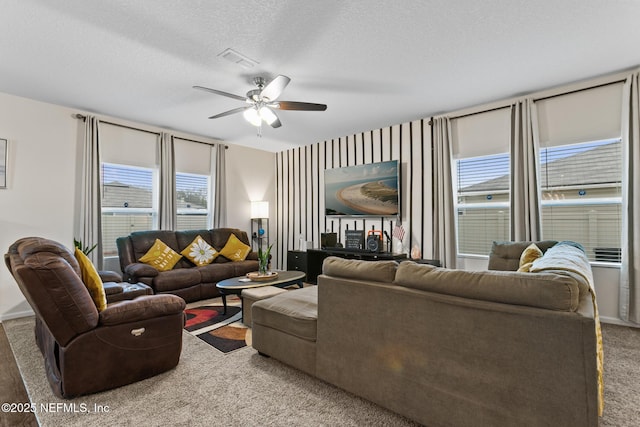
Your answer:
(4, 315), (640, 426)
(3, 316), (417, 426)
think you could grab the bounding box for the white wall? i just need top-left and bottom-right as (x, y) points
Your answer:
(225, 143), (277, 262)
(0, 92), (79, 319)
(0, 91), (276, 321)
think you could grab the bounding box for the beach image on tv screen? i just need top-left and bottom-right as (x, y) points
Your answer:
(325, 160), (399, 216)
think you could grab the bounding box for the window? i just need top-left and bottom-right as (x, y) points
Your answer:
(540, 139), (622, 262)
(174, 138), (213, 230)
(452, 108), (512, 256)
(176, 172), (209, 231)
(99, 123), (159, 257)
(535, 82), (624, 263)
(101, 163), (157, 256)
(97, 126), (215, 261)
(456, 153), (510, 255)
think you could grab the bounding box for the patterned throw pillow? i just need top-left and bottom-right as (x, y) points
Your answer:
(139, 239), (182, 271)
(219, 234), (251, 262)
(517, 243), (543, 272)
(181, 235), (219, 266)
(74, 248), (107, 311)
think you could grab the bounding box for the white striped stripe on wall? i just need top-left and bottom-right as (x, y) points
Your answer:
(274, 119), (434, 269)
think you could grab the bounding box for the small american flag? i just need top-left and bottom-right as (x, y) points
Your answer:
(392, 224), (405, 241)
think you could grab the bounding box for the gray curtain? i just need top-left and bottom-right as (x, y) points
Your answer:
(158, 133), (176, 230)
(620, 73), (640, 323)
(211, 144), (227, 228)
(431, 116), (457, 268)
(510, 98), (541, 241)
(78, 116), (104, 268)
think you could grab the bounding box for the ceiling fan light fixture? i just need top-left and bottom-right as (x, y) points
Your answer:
(195, 74), (327, 131)
(259, 106), (277, 125)
(243, 107), (261, 126)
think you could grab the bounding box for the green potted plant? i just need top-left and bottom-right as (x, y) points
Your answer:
(257, 243), (273, 276)
(74, 238), (97, 256)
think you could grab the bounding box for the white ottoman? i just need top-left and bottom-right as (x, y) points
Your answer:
(241, 286), (287, 326)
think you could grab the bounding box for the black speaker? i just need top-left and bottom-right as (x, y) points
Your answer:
(321, 232), (338, 248)
(366, 235), (381, 252)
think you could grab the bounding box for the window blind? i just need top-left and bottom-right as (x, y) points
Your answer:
(453, 107), (511, 256)
(536, 82), (624, 147)
(451, 107), (511, 159)
(174, 138), (212, 175)
(176, 172), (209, 231)
(100, 123), (158, 168)
(101, 163), (155, 256)
(456, 153), (510, 256)
(540, 139), (622, 262)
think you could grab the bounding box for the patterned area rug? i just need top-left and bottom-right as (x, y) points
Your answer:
(184, 304), (250, 354)
(184, 305), (240, 332)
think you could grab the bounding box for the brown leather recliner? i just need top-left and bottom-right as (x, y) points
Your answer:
(5, 237), (186, 399)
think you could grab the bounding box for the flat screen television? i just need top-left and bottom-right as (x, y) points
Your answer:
(324, 160), (400, 217)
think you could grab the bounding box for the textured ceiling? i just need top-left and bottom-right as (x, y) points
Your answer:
(1, 0), (639, 152)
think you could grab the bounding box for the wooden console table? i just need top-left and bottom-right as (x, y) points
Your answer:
(305, 248), (407, 284)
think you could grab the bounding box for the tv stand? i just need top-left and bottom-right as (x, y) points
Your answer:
(305, 248), (407, 284)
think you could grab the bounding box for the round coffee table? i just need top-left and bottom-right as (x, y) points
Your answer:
(216, 270), (306, 314)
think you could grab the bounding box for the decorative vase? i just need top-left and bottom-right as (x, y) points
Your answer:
(411, 244), (422, 260)
(258, 258), (268, 275)
(258, 243), (273, 276)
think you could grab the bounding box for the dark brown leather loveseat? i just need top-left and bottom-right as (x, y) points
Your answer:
(116, 228), (259, 302)
(5, 237), (186, 398)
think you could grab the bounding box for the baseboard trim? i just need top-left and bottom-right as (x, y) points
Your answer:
(0, 309), (34, 322)
(600, 315), (640, 328)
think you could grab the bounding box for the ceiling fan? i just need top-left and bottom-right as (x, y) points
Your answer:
(193, 75), (327, 132)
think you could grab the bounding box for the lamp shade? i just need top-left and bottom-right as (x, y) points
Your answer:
(259, 106), (278, 125)
(251, 201), (269, 219)
(243, 108), (262, 126)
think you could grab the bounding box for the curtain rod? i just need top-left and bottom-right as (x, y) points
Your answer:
(531, 79), (627, 103)
(431, 77), (628, 124)
(447, 104), (512, 122)
(74, 114), (228, 149)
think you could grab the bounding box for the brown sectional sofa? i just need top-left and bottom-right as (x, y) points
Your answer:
(116, 228), (259, 302)
(252, 241), (600, 427)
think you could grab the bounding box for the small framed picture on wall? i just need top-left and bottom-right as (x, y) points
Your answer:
(0, 138), (7, 188)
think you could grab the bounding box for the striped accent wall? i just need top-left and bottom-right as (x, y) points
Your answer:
(274, 119), (434, 269)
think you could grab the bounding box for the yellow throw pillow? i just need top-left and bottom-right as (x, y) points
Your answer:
(517, 243), (543, 272)
(517, 262), (534, 273)
(219, 234), (251, 262)
(74, 248), (107, 312)
(139, 239), (182, 271)
(181, 235), (219, 266)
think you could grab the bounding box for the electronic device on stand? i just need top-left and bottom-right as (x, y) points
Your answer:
(366, 229), (383, 253)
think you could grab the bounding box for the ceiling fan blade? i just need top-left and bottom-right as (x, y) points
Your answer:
(269, 111), (282, 128)
(260, 75), (291, 102)
(208, 106), (249, 119)
(193, 85), (247, 102)
(271, 101), (327, 111)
